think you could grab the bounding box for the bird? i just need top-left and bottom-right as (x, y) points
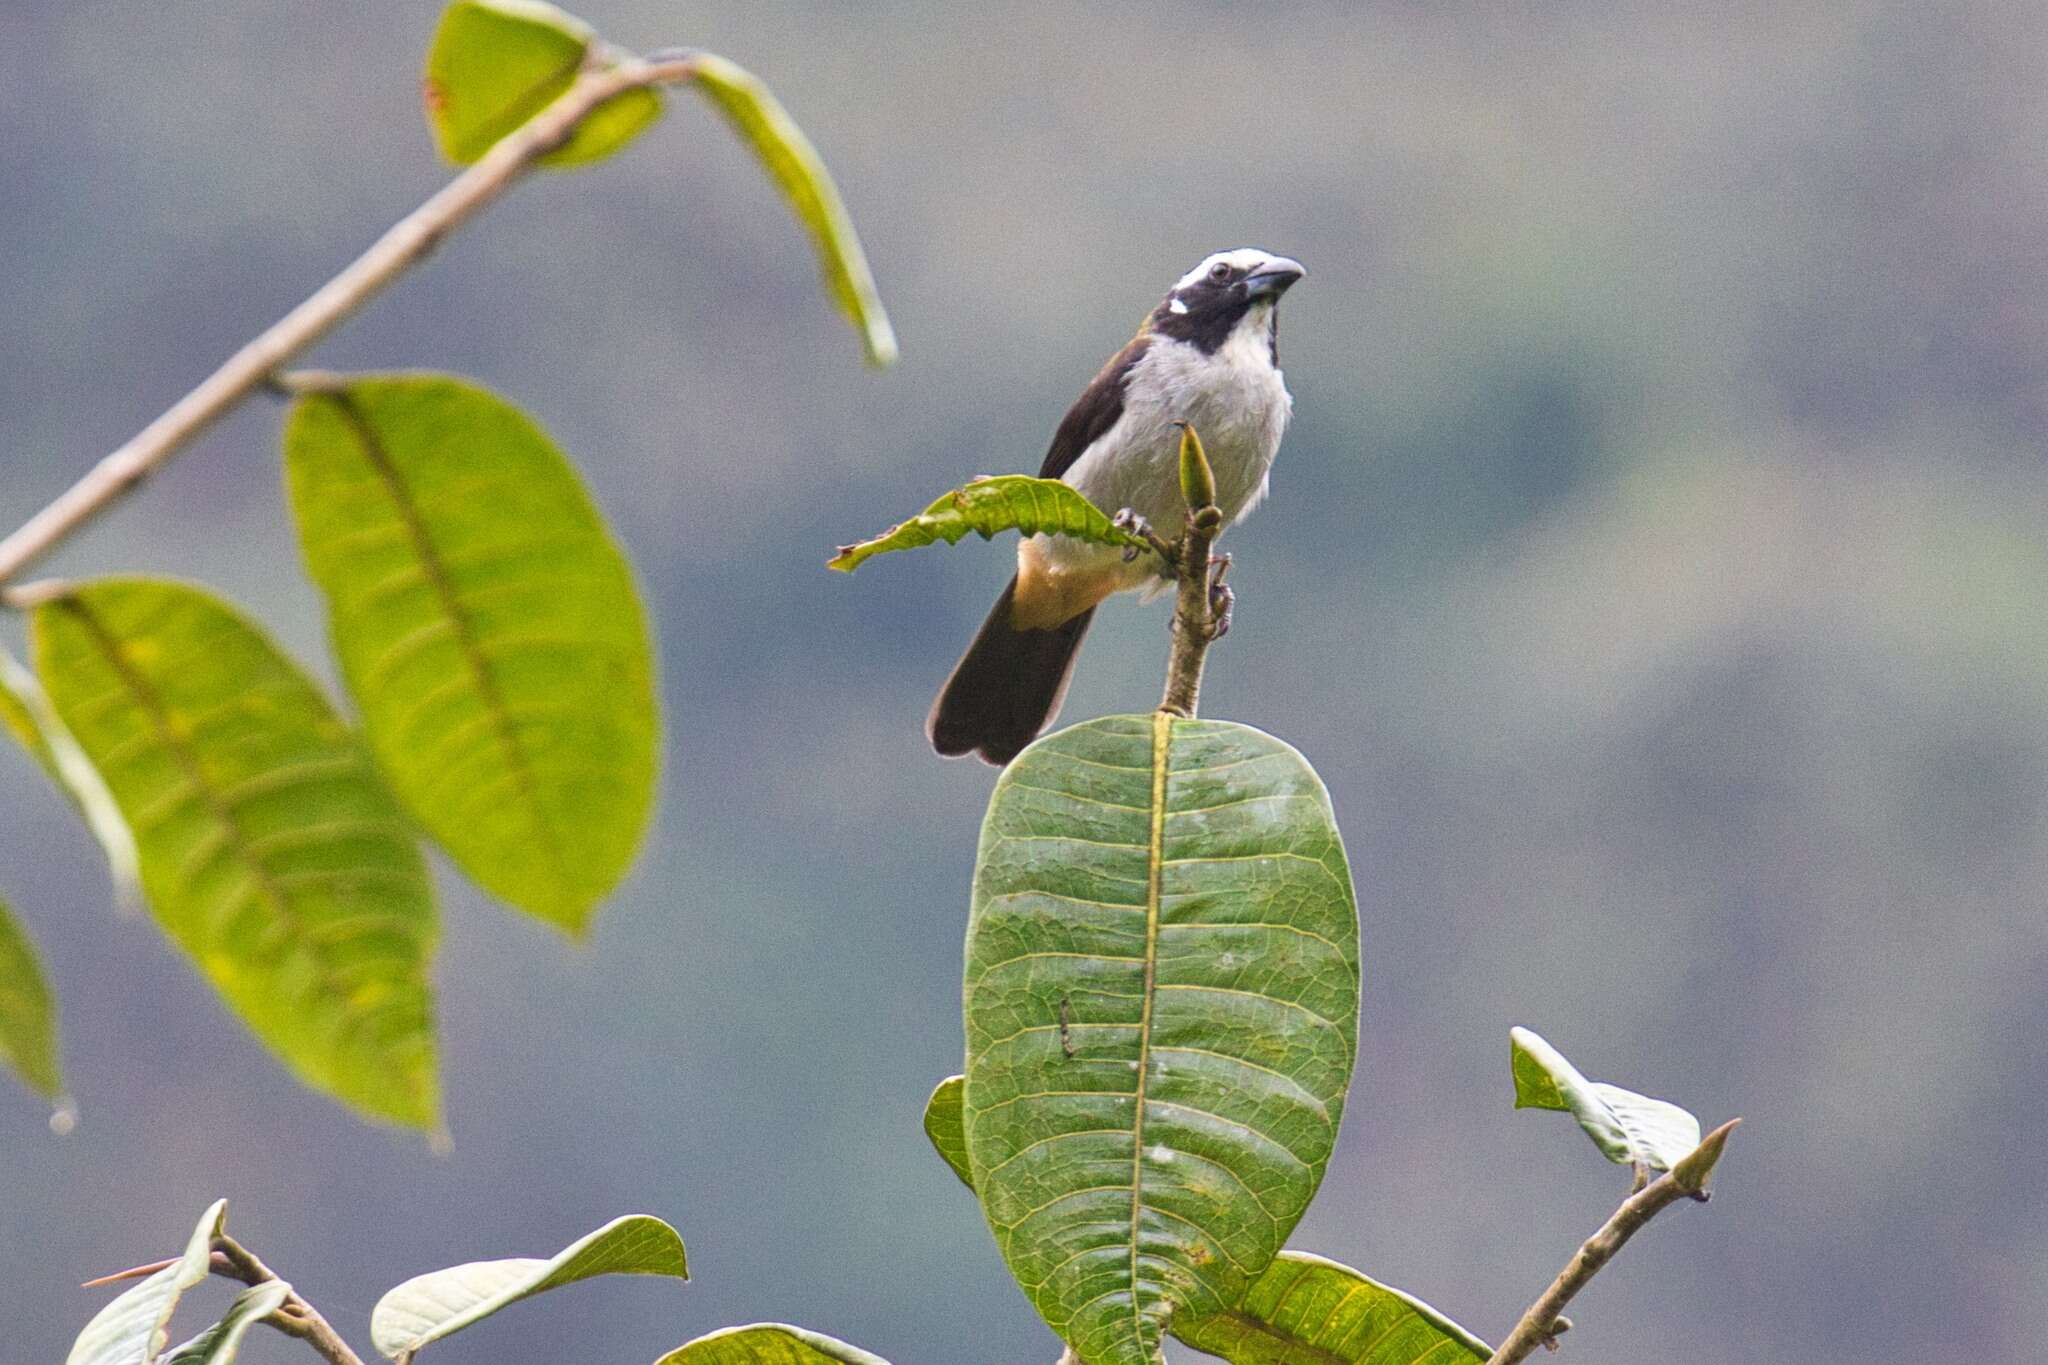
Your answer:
(928, 247), (1304, 765)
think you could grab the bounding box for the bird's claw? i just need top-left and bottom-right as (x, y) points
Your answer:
(1113, 507), (1156, 563)
(1206, 556), (1233, 639)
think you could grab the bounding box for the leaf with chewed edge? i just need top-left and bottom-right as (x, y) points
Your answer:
(688, 54), (897, 366)
(66, 1200), (227, 1365)
(371, 1214), (687, 1358)
(1169, 1252), (1490, 1365)
(1510, 1027), (1702, 1172)
(829, 476), (1148, 573)
(424, 0), (661, 167)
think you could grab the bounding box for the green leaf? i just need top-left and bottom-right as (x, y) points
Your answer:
(829, 476), (1149, 573)
(66, 1199), (227, 1365)
(0, 896), (61, 1100)
(424, 0), (661, 167)
(1509, 1026), (1702, 1172)
(0, 642), (142, 908)
(34, 580), (440, 1128)
(371, 1213), (688, 1358)
(687, 54), (898, 366)
(1169, 1252), (1490, 1365)
(923, 1075), (973, 1189)
(963, 714), (1361, 1365)
(160, 1282), (290, 1365)
(284, 375), (658, 935)
(653, 1324), (890, 1365)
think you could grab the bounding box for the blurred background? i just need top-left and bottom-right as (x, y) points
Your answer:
(4, 2), (2045, 1361)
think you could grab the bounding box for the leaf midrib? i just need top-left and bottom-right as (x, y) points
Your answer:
(318, 391), (575, 913)
(1125, 709), (1171, 1352)
(55, 599), (359, 1041)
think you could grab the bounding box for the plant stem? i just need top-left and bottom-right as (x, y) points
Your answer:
(0, 47), (699, 592)
(1485, 1118), (1740, 1365)
(1158, 423), (1224, 719)
(213, 1233), (370, 1365)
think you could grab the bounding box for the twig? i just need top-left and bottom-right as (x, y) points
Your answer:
(212, 1232), (370, 1365)
(1158, 422), (1225, 719)
(1485, 1119), (1740, 1365)
(0, 47), (700, 591)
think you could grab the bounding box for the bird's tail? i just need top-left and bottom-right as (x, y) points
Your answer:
(928, 577), (1095, 765)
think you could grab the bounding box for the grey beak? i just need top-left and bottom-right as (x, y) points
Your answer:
(1243, 256), (1305, 300)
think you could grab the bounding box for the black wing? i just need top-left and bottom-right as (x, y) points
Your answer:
(1038, 333), (1150, 481)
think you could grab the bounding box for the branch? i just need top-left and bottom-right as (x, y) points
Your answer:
(0, 46), (699, 591)
(1158, 422), (1227, 719)
(212, 1232), (370, 1365)
(1485, 1118), (1740, 1365)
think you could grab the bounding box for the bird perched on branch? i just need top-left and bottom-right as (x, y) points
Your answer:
(928, 247), (1304, 765)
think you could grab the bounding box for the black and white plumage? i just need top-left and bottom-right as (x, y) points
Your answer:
(929, 248), (1304, 764)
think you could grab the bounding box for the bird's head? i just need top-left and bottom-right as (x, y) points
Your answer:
(1149, 248), (1305, 360)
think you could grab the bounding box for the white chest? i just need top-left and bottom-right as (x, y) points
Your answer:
(1061, 328), (1293, 534)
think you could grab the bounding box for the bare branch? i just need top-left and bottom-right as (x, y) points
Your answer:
(1485, 1118), (1740, 1365)
(0, 48), (699, 591)
(212, 1232), (370, 1365)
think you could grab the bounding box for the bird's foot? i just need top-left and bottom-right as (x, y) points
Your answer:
(1113, 507), (1179, 567)
(1206, 555), (1233, 640)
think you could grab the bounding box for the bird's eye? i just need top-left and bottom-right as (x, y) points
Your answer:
(1208, 262), (1233, 282)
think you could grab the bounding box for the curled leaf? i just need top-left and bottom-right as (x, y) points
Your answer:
(1509, 1027), (1703, 1173)
(829, 476), (1148, 573)
(161, 1282), (291, 1365)
(654, 1324), (890, 1365)
(0, 642), (141, 910)
(67, 1200), (228, 1365)
(687, 54), (897, 366)
(921, 1075), (972, 1190)
(371, 1214), (688, 1358)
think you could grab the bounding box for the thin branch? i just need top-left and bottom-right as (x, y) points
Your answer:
(212, 1232), (369, 1365)
(1485, 1118), (1740, 1365)
(0, 47), (699, 591)
(1158, 422), (1226, 719)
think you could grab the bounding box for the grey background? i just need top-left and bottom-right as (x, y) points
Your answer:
(5, 2), (2046, 1361)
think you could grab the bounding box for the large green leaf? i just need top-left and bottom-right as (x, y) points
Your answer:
(963, 714), (1361, 1365)
(424, 0), (662, 167)
(34, 581), (439, 1127)
(161, 1282), (290, 1365)
(67, 1200), (227, 1365)
(371, 1213), (687, 1358)
(922, 1074), (973, 1189)
(0, 895), (60, 1100)
(284, 375), (657, 935)
(829, 476), (1149, 573)
(1, 641), (142, 907)
(1169, 1252), (1489, 1365)
(687, 54), (898, 366)
(653, 1324), (890, 1365)
(1510, 1027), (1702, 1172)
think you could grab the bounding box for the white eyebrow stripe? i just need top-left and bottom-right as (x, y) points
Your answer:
(1173, 247), (1274, 292)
